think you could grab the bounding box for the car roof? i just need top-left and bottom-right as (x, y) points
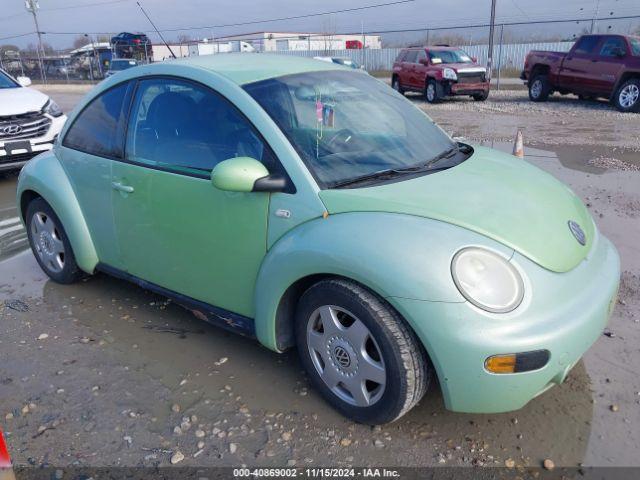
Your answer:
(403, 46), (459, 51)
(171, 53), (347, 85)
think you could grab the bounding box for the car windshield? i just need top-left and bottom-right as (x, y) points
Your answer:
(630, 37), (640, 56)
(244, 70), (456, 188)
(429, 49), (473, 64)
(0, 70), (18, 89)
(110, 60), (136, 71)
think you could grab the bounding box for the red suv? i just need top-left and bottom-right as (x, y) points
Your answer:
(392, 46), (490, 102)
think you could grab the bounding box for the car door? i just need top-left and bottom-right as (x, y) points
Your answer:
(593, 36), (628, 95)
(402, 50), (418, 88)
(414, 50), (428, 90)
(59, 81), (134, 268)
(111, 77), (277, 318)
(558, 35), (600, 92)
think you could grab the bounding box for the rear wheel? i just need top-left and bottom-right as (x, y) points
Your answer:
(295, 279), (430, 424)
(391, 76), (405, 95)
(25, 198), (84, 284)
(425, 79), (443, 103)
(613, 78), (640, 113)
(528, 74), (550, 102)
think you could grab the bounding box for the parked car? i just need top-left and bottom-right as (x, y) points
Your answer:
(106, 59), (139, 78)
(521, 34), (640, 112)
(392, 46), (490, 102)
(314, 56), (363, 69)
(16, 55), (619, 424)
(0, 68), (66, 172)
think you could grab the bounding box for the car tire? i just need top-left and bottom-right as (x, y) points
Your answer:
(391, 76), (405, 95)
(295, 278), (430, 424)
(425, 79), (443, 103)
(473, 91), (489, 101)
(25, 198), (84, 284)
(613, 78), (640, 113)
(529, 74), (550, 102)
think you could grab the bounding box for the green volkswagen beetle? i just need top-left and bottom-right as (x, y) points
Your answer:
(17, 54), (620, 424)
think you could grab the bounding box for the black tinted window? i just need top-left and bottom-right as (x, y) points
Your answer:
(404, 50), (418, 63)
(63, 82), (130, 158)
(599, 37), (626, 56)
(126, 78), (277, 176)
(574, 36), (600, 55)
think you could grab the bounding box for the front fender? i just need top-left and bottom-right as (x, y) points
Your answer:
(17, 151), (98, 273)
(254, 212), (514, 351)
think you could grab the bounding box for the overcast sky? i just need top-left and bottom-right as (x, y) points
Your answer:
(1, 0), (638, 49)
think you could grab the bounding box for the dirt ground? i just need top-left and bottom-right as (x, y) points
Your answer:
(0, 87), (639, 470)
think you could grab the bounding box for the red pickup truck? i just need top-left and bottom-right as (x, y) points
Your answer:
(521, 34), (640, 112)
(392, 46), (490, 103)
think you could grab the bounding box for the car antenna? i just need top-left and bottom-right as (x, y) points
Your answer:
(136, 1), (176, 59)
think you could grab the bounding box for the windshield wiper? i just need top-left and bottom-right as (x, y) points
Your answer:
(330, 145), (461, 189)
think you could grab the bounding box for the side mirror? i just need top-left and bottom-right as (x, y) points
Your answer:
(211, 157), (286, 193)
(471, 56), (478, 63)
(17, 76), (32, 87)
(419, 58), (429, 66)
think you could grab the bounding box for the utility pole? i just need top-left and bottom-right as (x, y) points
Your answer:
(487, 0), (497, 80)
(590, 0), (601, 33)
(25, 0), (47, 83)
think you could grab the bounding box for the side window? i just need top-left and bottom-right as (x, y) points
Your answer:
(404, 50), (418, 63)
(397, 50), (407, 62)
(416, 50), (427, 64)
(599, 37), (626, 57)
(63, 82), (130, 158)
(573, 36), (600, 55)
(126, 78), (276, 176)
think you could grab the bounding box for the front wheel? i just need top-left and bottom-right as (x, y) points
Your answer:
(528, 74), (550, 102)
(295, 279), (430, 424)
(26, 198), (84, 284)
(473, 91), (489, 101)
(613, 78), (640, 113)
(425, 79), (443, 103)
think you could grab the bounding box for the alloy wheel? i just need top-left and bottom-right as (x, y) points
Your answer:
(426, 84), (435, 102)
(306, 305), (386, 407)
(619, 84), (639, 109)
(30, 211), (65, 273)
(530, 79), (542, 99)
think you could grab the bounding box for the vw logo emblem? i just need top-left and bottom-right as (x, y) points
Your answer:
(568, 220), (586, 246)
(2, 124), (22, 135)
(333, 346), (351, 368)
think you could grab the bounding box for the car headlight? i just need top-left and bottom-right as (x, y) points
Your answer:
(451, 247), (524, 313)
(443, 68), (457, 80)
(44, 100), (63, 117)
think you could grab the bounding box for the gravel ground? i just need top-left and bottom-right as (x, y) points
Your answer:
(0, 87), (638, 471)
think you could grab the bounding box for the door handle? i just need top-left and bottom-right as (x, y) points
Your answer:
(112, 181), (134, 193)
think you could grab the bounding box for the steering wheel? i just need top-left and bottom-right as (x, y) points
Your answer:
(326, 128), (357, 151)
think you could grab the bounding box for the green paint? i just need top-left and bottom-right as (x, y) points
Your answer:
(211, 157), (269, 192)
(320, 146), (594, 273)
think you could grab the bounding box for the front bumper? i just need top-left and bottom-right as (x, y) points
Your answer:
(390, 232), (620, 413)
(0, 114), (66, 171)
(450, 81), (490, 96)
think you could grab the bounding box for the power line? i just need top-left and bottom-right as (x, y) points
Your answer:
(0, 32), (36, 42)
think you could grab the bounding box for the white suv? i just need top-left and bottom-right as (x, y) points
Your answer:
(0, 69), (67, 171)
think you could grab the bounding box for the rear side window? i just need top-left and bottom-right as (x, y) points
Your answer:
(573, 36), (600, 55)
(404, 50), (418, 63)
(63, 82), (130, 158)
(599, 37), (627, 56)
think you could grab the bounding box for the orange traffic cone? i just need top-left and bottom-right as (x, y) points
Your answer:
(0, 430), (15, 480)
(512, 129), (524, 158)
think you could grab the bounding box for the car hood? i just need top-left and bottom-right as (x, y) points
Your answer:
(0, 87), (49, 116)
(438, 62), (484, 71)
(319, 146), (594, 273)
